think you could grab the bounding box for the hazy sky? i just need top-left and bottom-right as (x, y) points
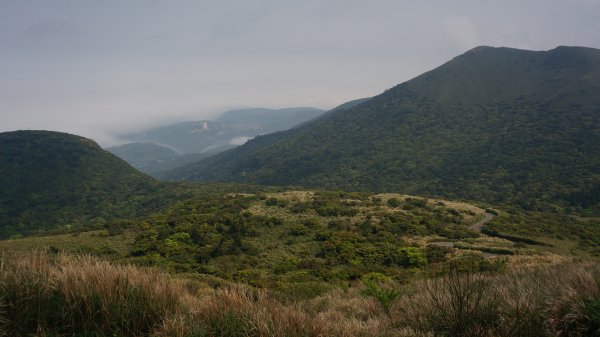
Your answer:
(1, 0), (599, 145)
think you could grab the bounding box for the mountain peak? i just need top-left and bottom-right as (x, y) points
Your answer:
(163, 46), (600, 213)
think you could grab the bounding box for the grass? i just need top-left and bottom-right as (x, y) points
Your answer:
(0, 230), (135, 261)
(1, 251), (600, 336)
(453, 242), (515, 255)
(0, 251), (389, 337)
(0, 252), (186, 337)
(393, 261), (600, 337)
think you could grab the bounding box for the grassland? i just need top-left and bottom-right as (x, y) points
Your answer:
(0, 251), (598, 337)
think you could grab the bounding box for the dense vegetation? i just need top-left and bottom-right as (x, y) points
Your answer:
(0, 131), (158, 238)
(165, 46), (600, 214)
(9, 187), (598, 295)
(128, 191), (501, 292)
(1, 128), (598, 336)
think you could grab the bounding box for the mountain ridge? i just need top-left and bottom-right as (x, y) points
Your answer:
(108, 107), (325, 175)
(163, 46), (600, 213)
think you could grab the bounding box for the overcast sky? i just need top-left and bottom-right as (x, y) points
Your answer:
(1, 0), (599, 146)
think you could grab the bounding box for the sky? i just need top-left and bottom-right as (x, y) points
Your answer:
(1, 0), (599, 146)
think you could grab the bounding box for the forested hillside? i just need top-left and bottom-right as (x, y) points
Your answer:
(165, 46), (600, 213)
(0, 131), (157, 237)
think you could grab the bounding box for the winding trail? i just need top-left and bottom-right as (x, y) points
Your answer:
(469, 212), (494, 232)
(429, 212), (495, 250)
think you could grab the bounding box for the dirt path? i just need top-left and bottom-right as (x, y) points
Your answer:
(428, 212), (496, 251)
(469, 212), (494, 232)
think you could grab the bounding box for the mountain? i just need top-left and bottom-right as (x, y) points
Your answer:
(109, 107), (325, 175)
(106, 142), (218, 175)
(163, 46), (600, 213)
(119, 107), (325, 154)
(107, 142), (179, 167)
(0, 130), (157, 238)
(215, 107), (325, 130)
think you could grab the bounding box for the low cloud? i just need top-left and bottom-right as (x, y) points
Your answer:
(229, 136), (252, 146)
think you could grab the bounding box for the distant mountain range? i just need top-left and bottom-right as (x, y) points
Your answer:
(162, 46), (600, 213)
(107, 107), (324, 175)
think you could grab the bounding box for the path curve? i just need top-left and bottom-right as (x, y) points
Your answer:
(428, 212), (495, 249)
(469, 212), (494, 232)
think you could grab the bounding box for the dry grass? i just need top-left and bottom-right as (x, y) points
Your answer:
(266, 191), (315, 203)
(1, 251), (599, 337)
(0, 251), (186, 336)
(0, 230), (135, 260)
(392, 259), (600, 337)
(0, 251), (394, 337)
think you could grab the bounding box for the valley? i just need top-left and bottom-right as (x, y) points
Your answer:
(106, 107), (325, 177)
(1, 45), (599, 337)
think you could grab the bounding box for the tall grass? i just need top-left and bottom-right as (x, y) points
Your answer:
(0, 252), (185, 336)
(1, 251), (600, 336)
(0, 252), (389, 337)
(392, 261), (600, 337)
(394, 272), (498, 337)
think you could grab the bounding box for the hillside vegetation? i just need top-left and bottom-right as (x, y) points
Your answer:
(6, 188), (597, 297)
(0, 131), (158, 238)
(165, 46), (600, 214)
(2, 46), (600, 337)
(1, 251), (599, 337)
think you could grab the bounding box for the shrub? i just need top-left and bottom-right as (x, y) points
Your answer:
(387, 198), (401, 208)
(289, 224), (310, 236)
(404, 198), (428, 209)
(265, 198), (278, 206)
(361, 277), (399, 316)
(425, 245), (452, 263)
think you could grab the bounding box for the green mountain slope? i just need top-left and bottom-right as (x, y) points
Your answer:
(107, 142), (179, 164)
(164, 46), (600, 213)
(110, 107), (325, 175)
(0, 130), (157, 237)
(106, 142), (218, 176)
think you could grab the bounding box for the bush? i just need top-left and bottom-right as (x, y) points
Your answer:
(289, 224), (310, 236)
(361, 275), (399, 316)
(426, 245), (452, 263)
(387, 198), (401, 208)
